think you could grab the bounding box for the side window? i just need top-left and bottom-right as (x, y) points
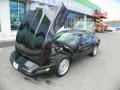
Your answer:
(81, 34), (93, 44)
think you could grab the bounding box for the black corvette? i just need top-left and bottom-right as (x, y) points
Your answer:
(10, 5), (100, 77)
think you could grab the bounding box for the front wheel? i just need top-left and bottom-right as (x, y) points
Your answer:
(89, 45), (98, 56)
(54, 54), (70, 77)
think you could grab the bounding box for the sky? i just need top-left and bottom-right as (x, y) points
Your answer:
(90, 0), (120, 21)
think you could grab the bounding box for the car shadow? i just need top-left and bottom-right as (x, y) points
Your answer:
(23, 54), (100, 85)
(23, 73), (56, 85)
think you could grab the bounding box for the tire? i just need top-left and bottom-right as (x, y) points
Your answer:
(89, 45), (98, 57)
(53, 54), (70, 77)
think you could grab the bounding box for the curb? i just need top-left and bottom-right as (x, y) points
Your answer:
(0, 41), (15, 48)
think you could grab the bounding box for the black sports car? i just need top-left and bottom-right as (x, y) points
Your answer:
(10, 5), (100, 77)
(10, 29), (100, 77)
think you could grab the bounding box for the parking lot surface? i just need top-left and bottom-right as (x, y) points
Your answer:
(0, 32), (120, 90)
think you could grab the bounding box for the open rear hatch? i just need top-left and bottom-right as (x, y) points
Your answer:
(15, 4), (69, 65)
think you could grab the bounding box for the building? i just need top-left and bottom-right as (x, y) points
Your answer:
(0, 0), (101, 41)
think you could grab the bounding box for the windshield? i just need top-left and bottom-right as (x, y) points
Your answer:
(54, 32), (81, 46)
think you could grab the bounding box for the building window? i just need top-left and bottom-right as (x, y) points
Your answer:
(10, 0), (26, 30)
(64, 12), (84, 28)
(64, 12), (95, 31)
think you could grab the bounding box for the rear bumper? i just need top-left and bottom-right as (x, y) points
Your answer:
(10, 51), (55, 76)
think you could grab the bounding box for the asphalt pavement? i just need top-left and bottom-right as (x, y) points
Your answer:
(0, 32), (120, 90)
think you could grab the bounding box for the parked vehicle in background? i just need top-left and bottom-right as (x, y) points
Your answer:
(96, 22), (108, 32)
(107, 25), (120, 32)
(92, 10), (107, 32)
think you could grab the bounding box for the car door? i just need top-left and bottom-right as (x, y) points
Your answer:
(78, 33), (94, 55)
